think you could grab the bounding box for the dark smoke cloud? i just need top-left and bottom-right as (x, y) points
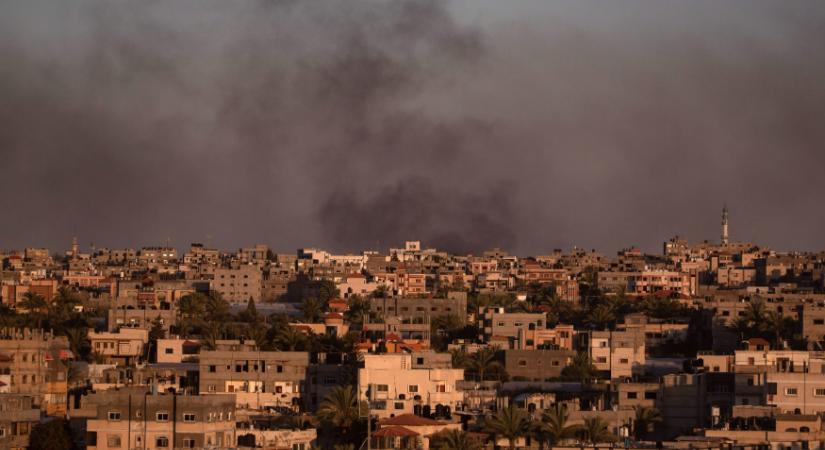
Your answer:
(1, 0), (825, 255)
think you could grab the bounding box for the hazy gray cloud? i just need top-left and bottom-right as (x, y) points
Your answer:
(1, 0), (824, 255)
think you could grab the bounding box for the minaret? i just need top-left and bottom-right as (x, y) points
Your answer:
(71, 236), (79, 259)
(721, 205), (729, 245)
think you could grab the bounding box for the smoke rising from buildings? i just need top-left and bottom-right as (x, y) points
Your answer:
(1, 1), (825, 255)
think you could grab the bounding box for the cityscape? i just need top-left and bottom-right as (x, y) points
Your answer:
(3, 1), (825, 450)
(4, 207), (825, 449)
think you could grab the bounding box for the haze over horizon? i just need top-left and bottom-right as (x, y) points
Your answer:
(2, 0), (824, 256)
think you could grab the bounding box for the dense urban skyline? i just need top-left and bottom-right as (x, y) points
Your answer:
(2, 1), (825, 255)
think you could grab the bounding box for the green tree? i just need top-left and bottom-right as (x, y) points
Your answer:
(537, 404), (579, 447)
(467, 348), (502, 381)
(273, 326), (308, 351)
(484, 406), (532, 450)
(561, 352), (598, 382)
(585, 304), (615, 330)
(633, 406), (663, 440)
(204, 291), (230, 322)
(577, 417), (616, 444)
(29, 418), (76, 450)
(431, 429), (481, 450)
(301, 297), (323, 323)
(64, 326), (89, 360)
(317, 385), (363, 439)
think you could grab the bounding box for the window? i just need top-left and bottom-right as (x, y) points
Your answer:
(209, 365), (216, 373)
(208, 385), (216, 392)
(815, 319), (825, 325)
(627, 392), (638, 399)
(108, 411), (121, 421)
(156, 412), (169, 421)
(645, 392), (657, 400)
(395, 402), (404, 409)
(107, 435), (122, 448)
(596, 357), (607, 363)
(786, 388), (798, 396)
(165, 348), (174, 354)
(183, 413), (196, 422)
(183, 438), (196, 448)
(619, 358), (629, 364)
(815, 389), (825, 397)
(518, 359), (527, 367)
(408, 385), (418, 393)
(294, 444), (307, 450)
(156, 436), (169, 447)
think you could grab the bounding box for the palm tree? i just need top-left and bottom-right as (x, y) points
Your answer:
(301, 297), (323, 323)
(468, 348), (502, 381)
(561, 352), (597, 382)
(64, 326), (89, 359)
(317, 385), (363, 438)
(177, 293), (206, 337)
(761, 311), (794, 349)
(19, 292), (48, 313)
(273, 326), (307, 351)
(585, 304), (615, 330)
(745, 299), (767, 326)
(432, 429), (481, 450)
(633, 406), (663, 440)
(484, 406), (531, 450)
(577, 417), (616, 444)
(537, 404), (579, 447)
(204, 291), (230, 322)
(451, 348), (471, 370)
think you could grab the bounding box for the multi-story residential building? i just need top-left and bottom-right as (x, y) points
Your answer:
(478, 307), (546, 345)
(587, 330), (646, 379)
(358, 353), (464, 419)
(515, 324), (576, 351)
(504, 349), (574, 381)
(0, 394), (40, 450)
(210, 265), (262, 304)
(74, 388), (236, 450)
(0, 328), (71, 414)
(370, 296), (467, 323)
(198, 349), (309, 410)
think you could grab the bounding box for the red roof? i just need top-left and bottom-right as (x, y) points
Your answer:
(372, 426), (418, 437)
(380, 414), (443, 427)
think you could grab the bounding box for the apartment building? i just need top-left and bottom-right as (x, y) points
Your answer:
(371, 296), (467, 323)
(0, 328), (71, 414)
(198, 350), (309, 410)
(504, 349), (574, 381)
(588, 330), (646, 379)
(478, 307), (546, 345)
(210, 265), (262, 304)
(357, 353), (464, 419)
(0, 394), (40, 450)
(77, 389), (235, 450)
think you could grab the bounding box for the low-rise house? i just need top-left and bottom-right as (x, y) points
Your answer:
(88, 328), (148, 366)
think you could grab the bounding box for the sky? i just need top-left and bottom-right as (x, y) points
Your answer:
(1, 0), (824, 256)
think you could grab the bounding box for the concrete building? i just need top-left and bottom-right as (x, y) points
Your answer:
(75, 389), (235, 450)
(0, 328), (71, 415)
(504, 349), (574, 381)
(0, 394), (40, 450)
(210, 265), (262, 304)
(198, 350), (309, 410)
(478, 307), (546, 345)
(588, 330), (646, 379)
(358, 353), (464, 419)
(88, 328), (149, 366)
